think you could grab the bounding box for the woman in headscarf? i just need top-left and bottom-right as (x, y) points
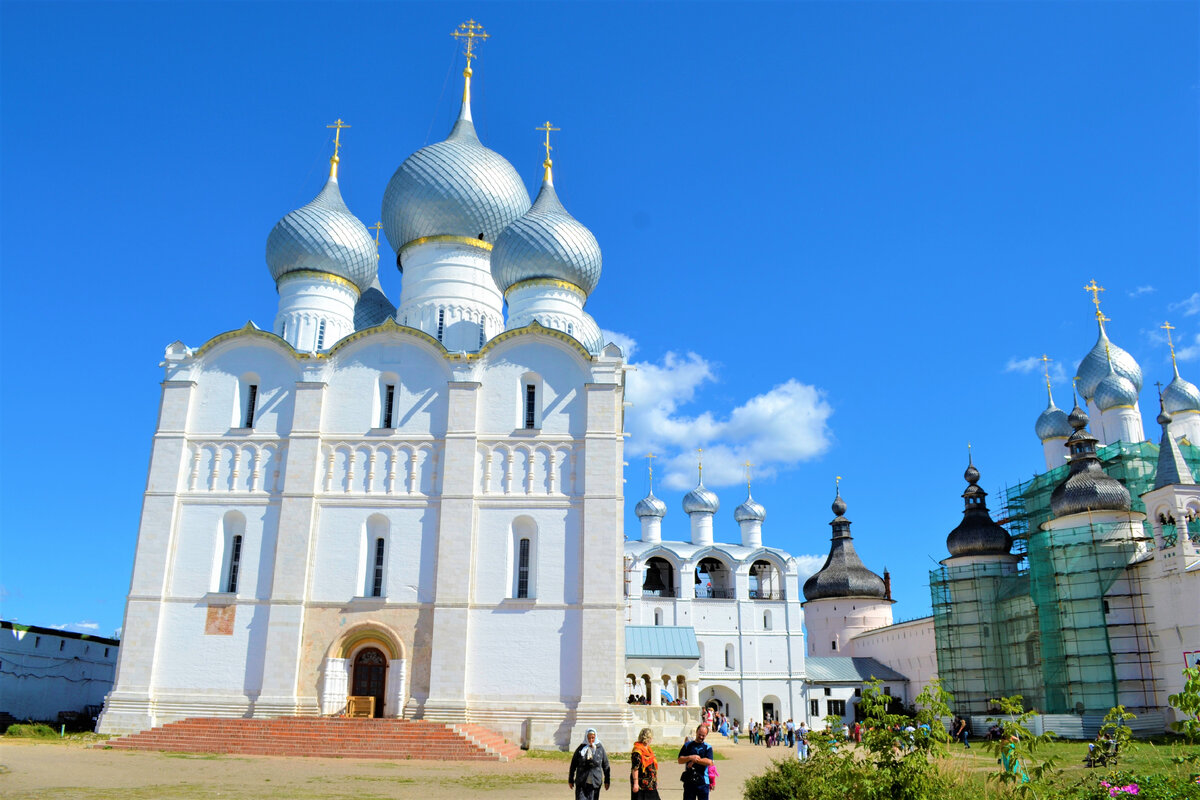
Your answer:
(568, 728), (610, 799)
(630, 727), (660, 800)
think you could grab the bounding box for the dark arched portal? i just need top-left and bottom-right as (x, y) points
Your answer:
(352, 647), (387, 717)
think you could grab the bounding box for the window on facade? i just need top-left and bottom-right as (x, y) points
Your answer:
(35, 636), (40, 648)
(371, 537), (386, 597)
(479, 322), (486, 349)
(1103, 600), (1110, 614)
(104, 647), (109, 657)
(810, 699), (819, 717)
(884, 686), (892, 696)
(524, 384), (537, 429)
(831, 640), (837, 651)
(725, 645), (734, 669)
(226, 534), (243, 593)
(516, 537), (531, 598)
(60, 640), (65, 651)
(854, 688), (862, 697)
(317, 319), (326, 350)
(436, 309), (445, 341)
(828, 699), (846, 716)
(763, 611), (772, 630)
(280, 321), (286, 339)
(382, 384), (395, 429)
(243, 384), (258, 428)
(653, 608), (663, 626)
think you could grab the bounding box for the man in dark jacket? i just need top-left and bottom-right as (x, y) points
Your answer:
(677, 723), (715, 800)
(568, 728), (610, 799)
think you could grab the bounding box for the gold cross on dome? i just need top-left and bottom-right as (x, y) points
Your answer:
(645, 452), (656, 481)
(744, 461), (754, 489)
(1162, 321), (1178, 363)
(452, 19), (490, 64)
(1041, 354), (1053, 389)
(326, 118), (350, 160)
(697, 448), (704, 481)
(368, 222), (383, 248)
(1084, 279), (1105, 319)
(536, 120), (560, 164)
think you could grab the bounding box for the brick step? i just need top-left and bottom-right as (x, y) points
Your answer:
(99, 717), (522, 761)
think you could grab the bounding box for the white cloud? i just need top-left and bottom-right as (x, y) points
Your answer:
(1127, 285), (1155, 298)
(1177, 332), (1200, 362)
(1170, 292), (1200, 317)
(1005, 356), (1066, 383)
(600, 329), (637, 361)
(49, 621), (100, 632)
(792, 554), (827, 584)
(619, 333), (834, 489)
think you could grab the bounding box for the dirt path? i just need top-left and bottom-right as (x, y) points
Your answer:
(0, 737), (788, 799)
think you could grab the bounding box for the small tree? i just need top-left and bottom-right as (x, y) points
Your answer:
(912, 678), (955, 752)
(1168, 666), (1200, 744)
(1098, 705), (1137, 759)
(985, 695), (1059, 797)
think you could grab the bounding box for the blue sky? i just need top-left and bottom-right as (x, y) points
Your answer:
(1, 2), (1197, 638)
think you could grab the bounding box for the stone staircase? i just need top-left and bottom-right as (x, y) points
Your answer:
(99, 717), (523, 761)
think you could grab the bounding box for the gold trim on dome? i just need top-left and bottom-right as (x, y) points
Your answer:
(504, 278), (586, 299)
(276, 269), (361, 296)
(399, 235), (494, 258)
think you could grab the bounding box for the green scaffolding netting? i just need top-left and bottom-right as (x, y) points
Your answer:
(930, 439), (1200, 716)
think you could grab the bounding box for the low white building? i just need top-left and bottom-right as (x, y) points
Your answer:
(1, 621), (119, 722)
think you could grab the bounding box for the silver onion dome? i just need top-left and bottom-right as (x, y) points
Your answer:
(635, 489), (668, 519)
(1093, 369), (1139, 412)
(1163, 372), (1200, 416)
(381, 90), (530, 253)
(1035, 393), (1073, 441)
(353, 277), (396, 330)
(266, 173), (379, 291)
(735, 494), (766, 523)
(1076, 324), (1143, 400)
(491, 171), (602, 296)
(683, 482), (720, 514)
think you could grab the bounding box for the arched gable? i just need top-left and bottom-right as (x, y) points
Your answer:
(330, 621), (406, 661)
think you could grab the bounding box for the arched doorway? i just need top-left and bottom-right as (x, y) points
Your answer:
(352, 647), (387, 717)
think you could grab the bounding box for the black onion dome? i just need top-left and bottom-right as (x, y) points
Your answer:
(946, 459), (1012, 557)
(1049, 403), (1132, 517)
(802, 490), (888, 601)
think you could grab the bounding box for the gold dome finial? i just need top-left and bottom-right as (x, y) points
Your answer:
(535, 120), (560, 184)
(744, 461), (754, 493)
(1084, 279), (1107, 328)
(326, 118), (350, 178)
(368, 221), (383, 250)
(452, 19), (489, 110)
(1162, 321), (1180, 374)
(697, 448), (704, 483)
(646, 452), (656, 490)
(1040, 353), (1055, 399)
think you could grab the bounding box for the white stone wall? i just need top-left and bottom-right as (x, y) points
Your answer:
(803, 597), (894, 657)
(851, 616), (939, 704)
(0, 625), (118, 721)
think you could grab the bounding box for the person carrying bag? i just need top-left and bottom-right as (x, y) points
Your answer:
(677, 723), (715, 800)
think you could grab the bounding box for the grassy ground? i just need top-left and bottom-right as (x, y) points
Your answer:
(934, 738), (1200, 794)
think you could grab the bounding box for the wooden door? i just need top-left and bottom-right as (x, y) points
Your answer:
(352, 647), (387, 718)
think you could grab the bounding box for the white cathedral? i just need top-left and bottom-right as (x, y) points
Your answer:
(96, 26), (924, 749)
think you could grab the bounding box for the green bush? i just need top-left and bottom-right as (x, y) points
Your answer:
(4, 723), (59, 738)
(1070, 771), (1200, 800)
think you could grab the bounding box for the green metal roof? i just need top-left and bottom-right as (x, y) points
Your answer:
(804, 656), (907, 683)
(625, 626), (700, 659)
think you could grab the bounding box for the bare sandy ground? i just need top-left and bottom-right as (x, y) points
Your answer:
(0, 737), (787, 800)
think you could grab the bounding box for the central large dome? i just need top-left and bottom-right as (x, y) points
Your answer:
(381, 112), (530, 253)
